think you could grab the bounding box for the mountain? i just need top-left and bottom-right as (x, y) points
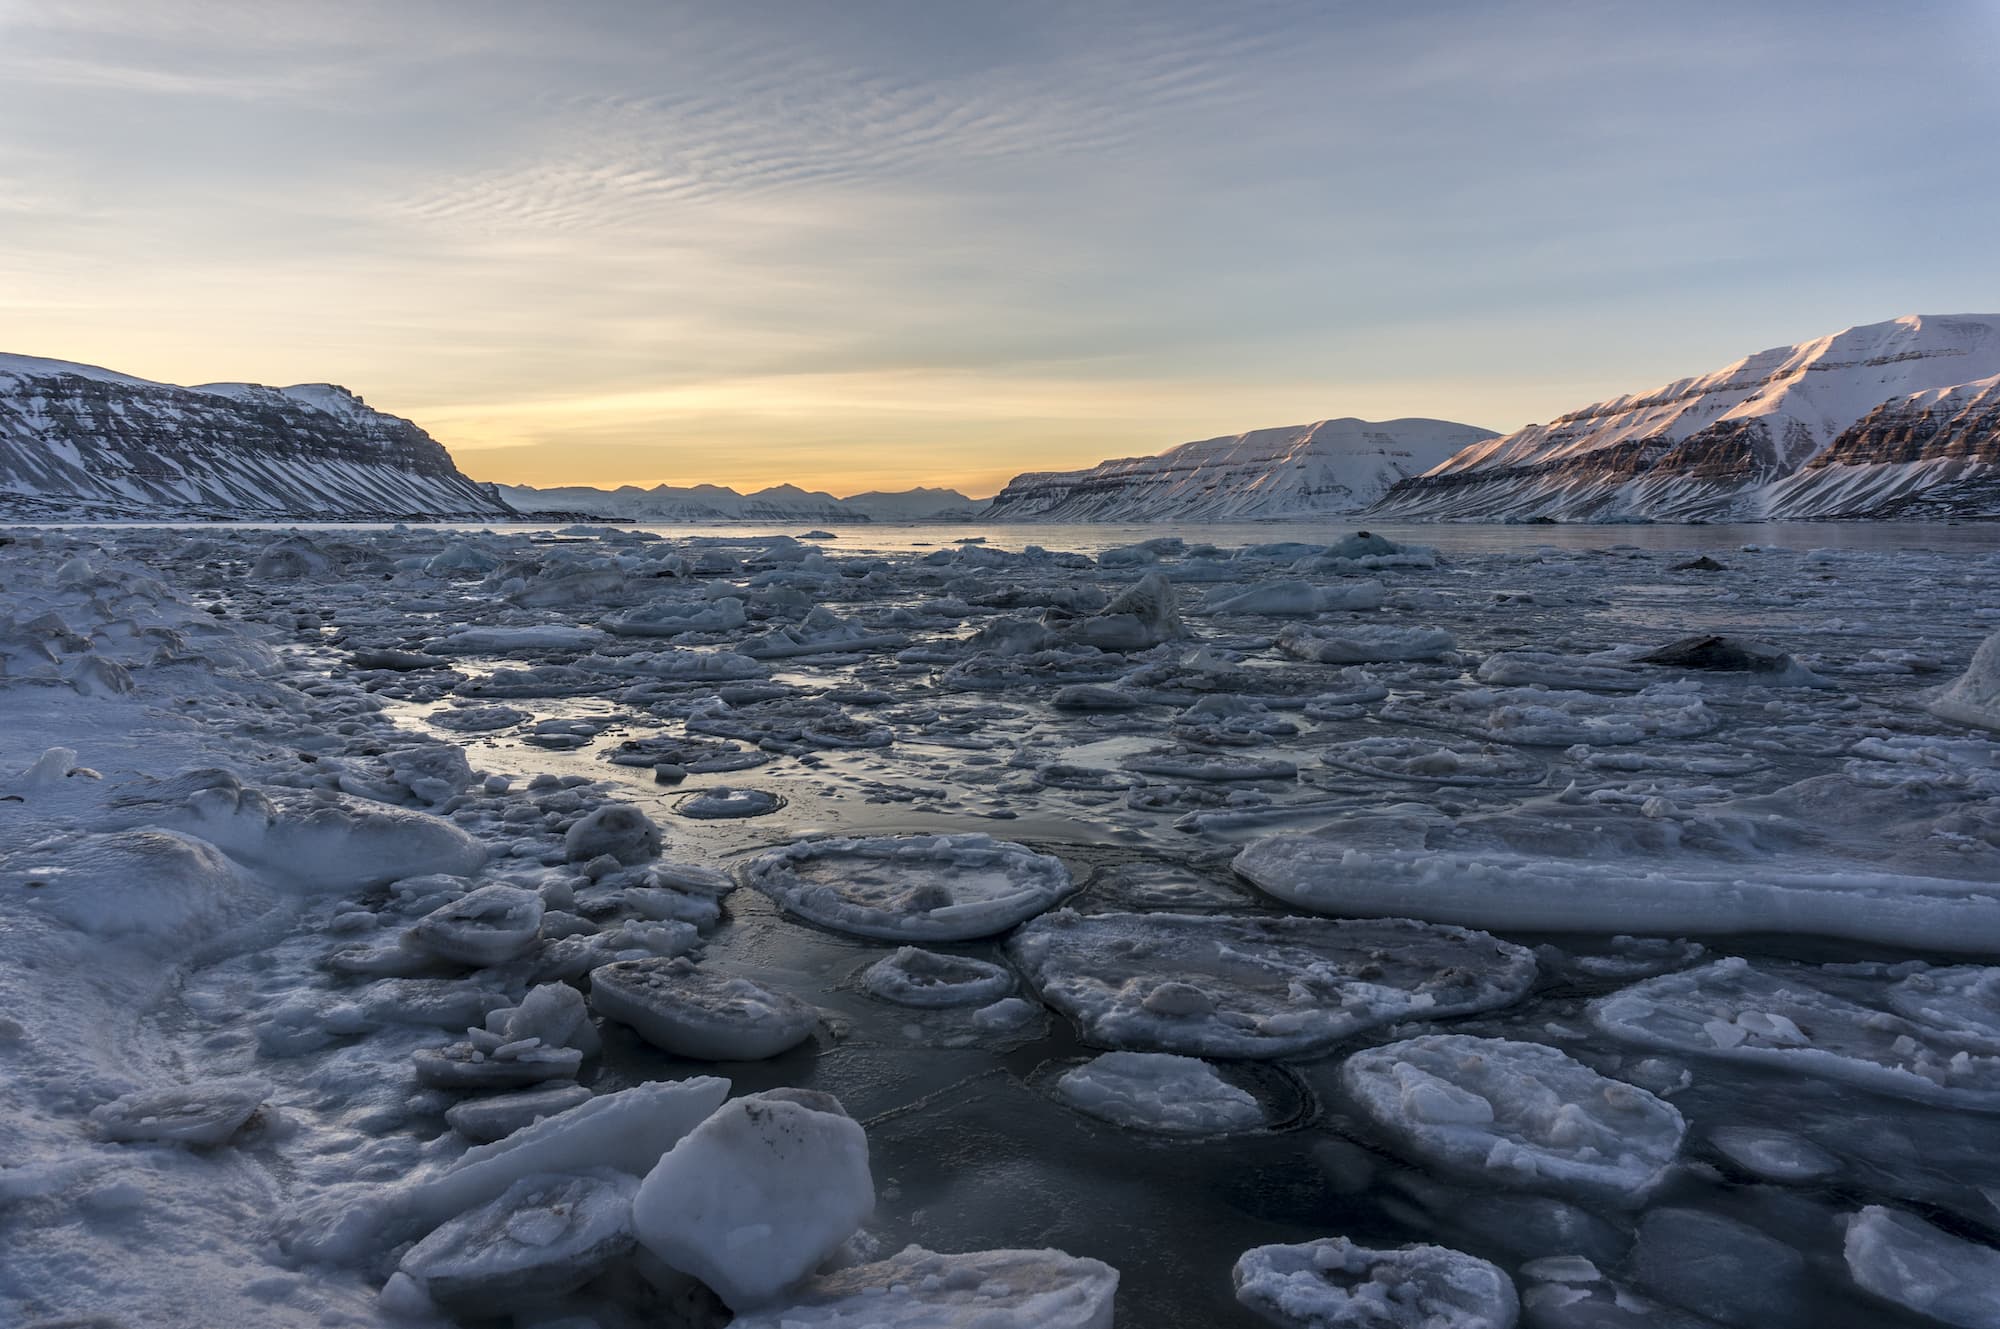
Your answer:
(496, 481), (983, 524)
(982, 418), (1498, 522)
(1371, 314), (2000, 522)
(0, 353), (511, 520)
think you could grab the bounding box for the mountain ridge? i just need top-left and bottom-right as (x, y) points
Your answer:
(1371, 314), (2000, 521)
(0, 353), (511, 521)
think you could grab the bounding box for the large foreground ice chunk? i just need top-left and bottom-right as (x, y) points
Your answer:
(1009, 911), (1536, 1058)
(1844, 1205), (2000, 1328)
(1341, 1035), (1684, 1207)
(746, 834), (1075, 941)
(397, 1171), (637, 1315)
(1233, 1236), (1518, 1329)
(1590, 959), (2000, 1109)
(730, 1245), (1119, 1328)
(1056, 1052), (1263, 1135)
(633, 1091), (873, 1310)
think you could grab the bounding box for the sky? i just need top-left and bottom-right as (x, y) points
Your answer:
(3, 1), (1999, 498)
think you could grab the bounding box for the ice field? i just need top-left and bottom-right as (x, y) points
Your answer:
(3, 517), (2000, 1328)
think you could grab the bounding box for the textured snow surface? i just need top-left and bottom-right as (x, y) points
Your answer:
(1233, 1237), (1518, 1329)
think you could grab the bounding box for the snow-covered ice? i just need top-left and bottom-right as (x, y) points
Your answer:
(1341, 1035), (1686, 1206)
(746, 833), (1075, 941)
(588, 956), (819, 1059)
(1010, 910), (1537, 1057)
(8, 519), (2000, 1327)
(1056, 1051), (1265, 1134)
(632, 1089), (874, 1309)
(1232, 1237), (1518, 1329)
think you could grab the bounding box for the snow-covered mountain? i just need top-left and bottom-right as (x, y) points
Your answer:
(982, 418), (1498, 522)
(497, 481), (983, 524)
(0, 353), (511, 520)
(1372, 314), (2000, 521)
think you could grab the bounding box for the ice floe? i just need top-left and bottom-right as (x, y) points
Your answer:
(633, 1090), (873, 1309)
(1010, 910), (1536, 1057)
(730, 1245), (1119, 1329)
(745, 834), (1075, 941)
(1341, 1034), (1685, 1206)
(1233, 1237), (1518, 1329)
(588, 957), (819, 1060)
(1055, 1051), (1264, 1135)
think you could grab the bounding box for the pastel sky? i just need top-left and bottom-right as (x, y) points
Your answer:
(4, 1), (1998, 497)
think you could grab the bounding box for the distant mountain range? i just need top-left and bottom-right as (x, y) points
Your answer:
(1372, 314), (2000, 521)
(493, 481), (983, 524)
(982, 418), (1495, 521)
(7, 316), (1999, 525)
(0, 353), (508, 521)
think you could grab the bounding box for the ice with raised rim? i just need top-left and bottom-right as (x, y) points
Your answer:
(1590, 958), (2000, 1109)
(1340, 1034), (1685, 1207)
(1009, 910), (1537, 1058)
(862, 946), (1015, 1008)
(745, 833), (1075, 942)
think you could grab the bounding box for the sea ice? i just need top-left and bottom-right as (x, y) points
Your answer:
(745, 834), (1075, 941)
(1706, 1126), (1839, 1182)
(633, 1090), (873, 1309)
(1844, 1204), (2000, 1328)
(862, 946), (1014, 1008)
(1590, 959), (2000, 1109)
(89, 1078), (270, 1146)
(1232, 1236), (1518, 1329)
(1276, 623), (1456, 663)
(408, 884), (545, 966)
(1340, 1035), (1685, 1207)
(1235, 834), (2000, 952)
(562, 801), (663, 865)
(397, 1171), (638, 1315)
(1200, 579), (1386, 616)
(1055, 1051), (1264, 1135)
(1934, 625), (2000, 732)
(588, 957), (819, 1060)
(445, 1084), (595, 1143)
(728, 1245), (1119, 1329)
(1318, 736), (1547, 787)
(1009, 910), (1536, 1058)
(1627, 1207), (1808, 1329)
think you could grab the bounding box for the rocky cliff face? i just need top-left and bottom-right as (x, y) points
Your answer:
(1371, 315), (2000, 521)
(0, 354), (511, 520)
(983, 418), (1497, 522)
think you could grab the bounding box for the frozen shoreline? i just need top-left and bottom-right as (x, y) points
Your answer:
(4, 520), (2000, 1327)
